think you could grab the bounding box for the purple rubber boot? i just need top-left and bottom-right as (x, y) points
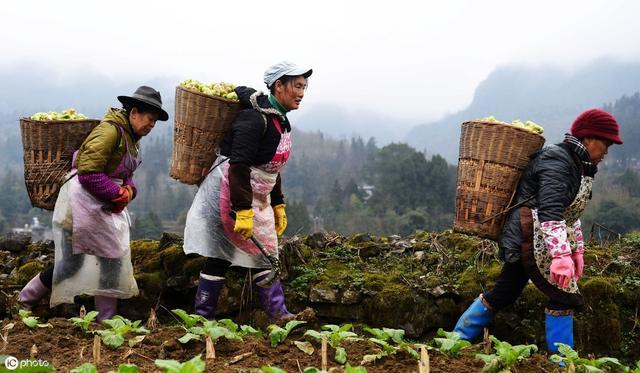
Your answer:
(95, 295), (118, 321)
(254, 271), (294, 322)
(18, 274), (50, 310)
(194, 274), (225, 319)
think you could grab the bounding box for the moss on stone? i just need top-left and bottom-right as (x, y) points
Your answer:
(160, 245), (187, 277)
(130, 239), (162, 272)
(16, 261), (45, 285)
(134, 271), (166, 296)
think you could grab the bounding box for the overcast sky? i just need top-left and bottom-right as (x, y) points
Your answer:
(2, 0), (640, 124)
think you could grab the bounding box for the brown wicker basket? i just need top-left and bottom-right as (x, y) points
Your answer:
(453, 120), (545, 240)
(170, 86), (241, 185)
(20, 118), (100, 210)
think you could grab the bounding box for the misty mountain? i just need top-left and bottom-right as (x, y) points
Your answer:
(405, 59), (640, 163)
(294, 103), (409, 144)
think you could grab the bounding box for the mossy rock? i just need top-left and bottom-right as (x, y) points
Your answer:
(131, 240), (162, 272)
(26, 241), (54, 254)
(160, 245), (188, 276)
(182, 256), (207, 279)
(16, 261), (45, 285)
(134, 271), (166, 296)
(580, 277), (618, 306)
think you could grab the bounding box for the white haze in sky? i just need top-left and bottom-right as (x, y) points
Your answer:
(2, 0), (640, 126)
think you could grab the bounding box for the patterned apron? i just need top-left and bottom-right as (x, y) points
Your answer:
(50, 131), (140, 306)
(183, 117), (291, 268)
(531, 176), (593, 294)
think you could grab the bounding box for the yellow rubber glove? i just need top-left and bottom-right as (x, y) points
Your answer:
(273, 204), (287, 236)
(233, 209), (254, 239)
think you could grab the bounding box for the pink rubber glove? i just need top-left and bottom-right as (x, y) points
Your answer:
(541, 220), (575, 289)
(572, 219), (585, 280)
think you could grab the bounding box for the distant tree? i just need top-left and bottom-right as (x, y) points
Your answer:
(285, 200), (312, 235)
(131, 212), (163, 240)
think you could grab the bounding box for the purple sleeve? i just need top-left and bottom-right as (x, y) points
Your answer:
(77, 172), (121, 202)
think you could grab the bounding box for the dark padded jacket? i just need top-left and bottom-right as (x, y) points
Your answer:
(219, 86), (290, 210)
(499, 143), (585, 263)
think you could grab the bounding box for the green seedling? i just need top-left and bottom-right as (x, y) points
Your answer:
(171, 309), (207, 329)
(361, 337), (418, 365)
(362, 326), (418, 359)
(433, 328), (470, 357)
(303, 364), (367, 373)
(304, 324), (359, 364)
(631, 360), (640, 373)
(261, 366), (287, 373)
(111, 364), (140, 373)
(550, 343), (627, 373)
(71, 363), (97, 373)
(475, 336), (538, 373)
(97, 316), (150, 350)
(155, 355), (206, 373)
(363, 327), (405, 344)
(69, 311), (99, 333)
(18, 309), (52, 329)
(268, 320), (306, 347)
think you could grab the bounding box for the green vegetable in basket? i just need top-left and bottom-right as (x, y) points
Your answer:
(480, 116), (544, 134)
(180, 79), (239, 101)
(31, 108), (88, 121)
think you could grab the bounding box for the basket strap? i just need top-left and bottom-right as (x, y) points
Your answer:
(480, 195), (535, 224)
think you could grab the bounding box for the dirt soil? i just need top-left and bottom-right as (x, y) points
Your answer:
(1, 318), (565, 373)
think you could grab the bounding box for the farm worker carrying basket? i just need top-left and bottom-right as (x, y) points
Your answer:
(18, 86), (169, 321)
(183, 61), (314, 323)
(452, 109), (623, 353)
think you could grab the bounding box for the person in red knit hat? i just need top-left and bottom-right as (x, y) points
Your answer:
(452, 108), (622, 356)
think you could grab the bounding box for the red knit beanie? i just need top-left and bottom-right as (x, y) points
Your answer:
(570, 108), (623, 144)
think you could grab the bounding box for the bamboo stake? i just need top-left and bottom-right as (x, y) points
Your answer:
(205, 336), (215, 360)
(93, 335), (101, 365)
(418, 346), (429, 373)
(30, 344), (38, 359)
(483, 327), (491, 353)
(321, 336), (327, 372)
(229, 352), (253, 364)
(146, 308), (158, 331)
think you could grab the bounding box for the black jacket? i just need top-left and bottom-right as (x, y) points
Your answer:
(220, 87), (289, 210)
(499, 143), (584, 263)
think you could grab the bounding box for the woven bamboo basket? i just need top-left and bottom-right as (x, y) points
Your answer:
(453, 120), (545, 240)
(170, 86), (241, 185)
(20, 118), (100, 210)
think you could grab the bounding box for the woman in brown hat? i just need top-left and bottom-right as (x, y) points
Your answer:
(183, 61), (313, 322)
(18, 86), (168, 320)
(452, 108), (623, 354)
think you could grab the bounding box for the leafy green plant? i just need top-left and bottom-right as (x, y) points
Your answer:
(631, 360), (640, 373)
(363, 327), (405, 344)
(362, 326), (418, 359)
(97, 316), (150, 349)
(550, 343), (627, 373)
(361, 337), (419, 365)
(304, 324), (359, 364)
(71, 363), (97, 373)
(171, 309), (207, 329)
(154, 355), (205, 373)
(69, 311), (99, 333)
(433, 328), (470, 357)
(109, 364), (140, 373)
(18, 309), (52, 329)
(268, 320), (306, 347)
(474, 336), (538, 373)
(261, 367), (287, 373)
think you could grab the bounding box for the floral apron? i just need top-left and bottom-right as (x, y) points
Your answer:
(530, 176), (593, 295)
(183, 117), (291, 268)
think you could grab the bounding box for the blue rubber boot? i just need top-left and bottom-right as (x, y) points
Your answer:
(545, 312), (574, 353)
(453, 296), (494, 341)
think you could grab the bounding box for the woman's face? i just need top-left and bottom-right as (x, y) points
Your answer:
(583, 137), (613, 164)
(129, 108), (159, 137)
(274, 76), (307, 111)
